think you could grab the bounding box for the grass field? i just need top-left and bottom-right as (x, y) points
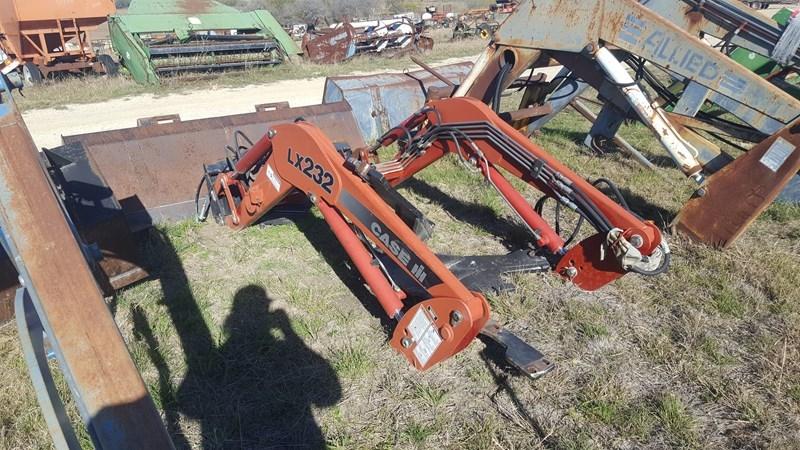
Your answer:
(2, 44), (800, 449)
(14, 29), (485, 112)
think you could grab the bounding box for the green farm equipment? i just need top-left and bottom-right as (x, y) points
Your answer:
(108, 0), (301, 84)
(725, 8), (800, 98)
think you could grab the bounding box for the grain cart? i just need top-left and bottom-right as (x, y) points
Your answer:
(108, 0), (301, 85)
(0, 0), (117, 85)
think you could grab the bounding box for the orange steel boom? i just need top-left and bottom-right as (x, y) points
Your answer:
(205, 97), (669, 374)
(206, 118), (555, 374)
(367, 97), (669, 291)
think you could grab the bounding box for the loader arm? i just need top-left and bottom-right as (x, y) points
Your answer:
(369, 97), (669, 291)
(204, 118), (554, 377)
(645, 0), (800, 68)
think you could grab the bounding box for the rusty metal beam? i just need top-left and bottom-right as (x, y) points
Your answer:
(674, 118), (800, 248)
(0, 82), (173, 448)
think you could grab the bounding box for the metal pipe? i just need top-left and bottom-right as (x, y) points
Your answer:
(593, 47), (705, 182)
(411, 55), (454, 87)
(317, 199), (404, 319)
(481, 163), (565, 253)
(233, 133), (273, 177)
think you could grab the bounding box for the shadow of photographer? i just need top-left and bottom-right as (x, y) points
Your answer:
(131, 229), (341, 449)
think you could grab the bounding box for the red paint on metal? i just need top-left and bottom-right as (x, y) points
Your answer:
(317, 199), (404, 318)
(61, 101), (365, 230)
(233, 133), (272, 176)
(554, 234), (626, 290)
(211, 119), (492, 371)
(372, 96), (664, 290)
(482, 163), (564, 253)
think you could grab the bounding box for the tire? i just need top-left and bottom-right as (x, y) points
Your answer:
(97, 54), (119, 77)
(21, 62), (42, 86)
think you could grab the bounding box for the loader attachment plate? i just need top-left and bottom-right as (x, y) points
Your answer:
(32, 101), (365, 295)
(57, 101), (365, 232)
(675, 119), (800, 248)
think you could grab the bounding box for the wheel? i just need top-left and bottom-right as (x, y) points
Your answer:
(21, 62), (42, 86)
(97, 54), (119, 77)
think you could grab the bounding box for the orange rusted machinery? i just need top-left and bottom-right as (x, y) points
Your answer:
(0, 0), (117, 85)
(202, 97), (670, 374)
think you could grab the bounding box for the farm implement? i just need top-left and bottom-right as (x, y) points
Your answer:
(108, 0), (300, 84)
(0, 55), (673, 445)
(302, 18), (434, 64)
(200, 96), (669, 372)
(11, 1), (800, 447)
(457, 0), (800, 248)
(0, 0), (117, 85)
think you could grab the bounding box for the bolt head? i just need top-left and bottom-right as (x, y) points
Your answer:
(450, 310), (463, 325)
(565, 266), (578, 278)
(401, 337), (412, 348)
(267, 129), (277, 138)
(630, 234), (644, 249)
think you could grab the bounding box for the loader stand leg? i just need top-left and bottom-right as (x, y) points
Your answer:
(319, 194), (556, 378)
(480, 320), (554, 379)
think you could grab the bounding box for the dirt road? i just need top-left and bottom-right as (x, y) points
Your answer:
(22, 57), (477, 150)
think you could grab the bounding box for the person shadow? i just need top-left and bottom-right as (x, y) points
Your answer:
(131, 230), (341, 449)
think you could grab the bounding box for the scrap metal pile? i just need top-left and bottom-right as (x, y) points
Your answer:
(3, 0), (800, 447)
(303, 18), (433, 64)
(451, 1), (517, 40)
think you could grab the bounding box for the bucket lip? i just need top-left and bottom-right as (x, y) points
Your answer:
(61, 101), (361, 146)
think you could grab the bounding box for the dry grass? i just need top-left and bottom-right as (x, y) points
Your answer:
(15, 28), (485, 112)
(2, 68), (800, 449)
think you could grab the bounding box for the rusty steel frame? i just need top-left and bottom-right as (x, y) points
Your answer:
(0, 77), (173, 447)
(455, 0), (800, 247)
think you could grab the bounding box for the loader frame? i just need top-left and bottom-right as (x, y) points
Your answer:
(455, 0), (800, 247)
